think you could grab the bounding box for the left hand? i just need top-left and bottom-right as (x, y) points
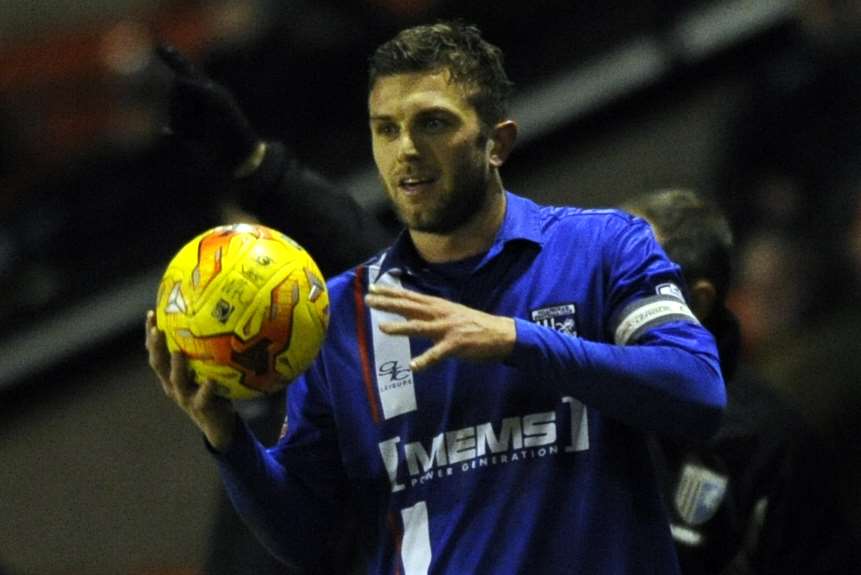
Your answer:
(365, 284), (516, 372)
(145, 311), (237, 451)
(156, 43), (261, 174)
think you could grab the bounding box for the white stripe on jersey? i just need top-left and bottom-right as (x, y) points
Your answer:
(369, 266), (418, 419)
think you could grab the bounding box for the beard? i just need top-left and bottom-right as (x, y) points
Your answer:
(401, 171), (490, 234)
(389, 141), (493, 234)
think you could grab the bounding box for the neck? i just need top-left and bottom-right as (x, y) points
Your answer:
(410, 181), (506, 264)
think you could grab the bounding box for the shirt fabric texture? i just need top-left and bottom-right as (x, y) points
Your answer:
(214, 191), (725, 574)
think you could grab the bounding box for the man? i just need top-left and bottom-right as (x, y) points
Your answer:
(623, 189), (854, 574)
(147, 22), (725, 573)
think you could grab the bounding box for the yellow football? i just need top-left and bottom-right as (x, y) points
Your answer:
(155, 223), (329, 399)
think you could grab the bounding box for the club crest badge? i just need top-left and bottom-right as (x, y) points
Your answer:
(531, 303), (578, 336)
(674, 463), (728, 526)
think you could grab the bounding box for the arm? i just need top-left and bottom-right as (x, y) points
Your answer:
(212, 402), (348, 569)
(509, 319), (724, 440)
(231, 140), (393, 276)
(156, 44), (394, 278)
(365, 219), (725, 440)
(145, 310), (346, 569)
(366, 286), (723, 440)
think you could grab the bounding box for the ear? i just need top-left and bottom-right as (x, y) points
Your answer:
(689, 279), (717, 322)
(488, 120), (518, 168)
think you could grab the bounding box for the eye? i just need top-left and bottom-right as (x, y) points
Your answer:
(421, 116), (448, 132)
(374, 122), (398, 139)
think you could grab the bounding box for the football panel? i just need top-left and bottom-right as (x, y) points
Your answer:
(188, 358), (262, 400)
(188, 267), (259, 338)
(186, 225), (269, 317)
(273, 286), (330, 381)
(173, 328), (286, 399)
(233, 260), (302, 343)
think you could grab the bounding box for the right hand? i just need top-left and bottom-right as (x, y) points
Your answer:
(155, 43), (261, 174)
(145, 310), (237, 451)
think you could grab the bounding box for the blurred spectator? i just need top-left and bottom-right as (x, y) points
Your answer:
(712, 0), (861, 359)
(758, 163), (861, 554)
(0, 10), (228, 330)
(197, 0), (682, 177)
(711, 0), (861, 559)
(623, 189), (855, 574)
(196, 0), (443, 178)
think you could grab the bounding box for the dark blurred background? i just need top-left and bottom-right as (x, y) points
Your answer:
(1, 1), (860, 573)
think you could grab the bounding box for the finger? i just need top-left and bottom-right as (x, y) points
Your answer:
(194, 379), (226, 411)
(145, 310), (156, 350)
(155, 42), (199, 78)
(410, 340), (454, 372)
(146, 323), (172, 395)
(379, 318), (446, 337)
(369, 283), (438, 303)
(365, 293), (439, 320)
(169, 352), (196, 399)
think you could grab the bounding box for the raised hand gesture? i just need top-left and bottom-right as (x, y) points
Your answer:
(156, 43), (262, 175)
(364, 284), (516, 372)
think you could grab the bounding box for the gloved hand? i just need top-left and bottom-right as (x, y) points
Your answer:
(156, 43), (262, 176)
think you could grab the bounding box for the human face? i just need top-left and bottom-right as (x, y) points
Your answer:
(369, 70), (497, 234)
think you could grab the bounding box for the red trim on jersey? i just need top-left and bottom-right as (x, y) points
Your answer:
(387, 510), (404, 575)
(353, 266), (381, 424)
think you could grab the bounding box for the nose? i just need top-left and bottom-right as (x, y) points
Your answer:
(396, 128), (419, 161)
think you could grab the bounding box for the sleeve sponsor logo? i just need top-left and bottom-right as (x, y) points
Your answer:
(612, 295), (699, 345)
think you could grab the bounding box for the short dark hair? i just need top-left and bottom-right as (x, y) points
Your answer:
(368, 21), (514, 128)
(622, 189), (734, 303)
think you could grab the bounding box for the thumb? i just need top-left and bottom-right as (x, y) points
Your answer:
(156, 42), (200, 79)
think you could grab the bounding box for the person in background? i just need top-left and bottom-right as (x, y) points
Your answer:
(156, 44), (394, 277)
(622, 188), (856, 574)
(710, 0), (861, 556)
(147, 21), (724, 574)
(712, 0), (861, 361)
(155, 44), (395, 574)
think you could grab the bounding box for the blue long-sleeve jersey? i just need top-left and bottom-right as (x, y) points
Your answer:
(215, 191), (726, 574)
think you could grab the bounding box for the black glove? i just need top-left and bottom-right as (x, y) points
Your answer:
(156, 43), (260, 174)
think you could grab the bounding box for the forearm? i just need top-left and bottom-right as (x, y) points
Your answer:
(232, 141), (393, 277)
(211, 418), (344, 568)
(509, 319), (725, 440)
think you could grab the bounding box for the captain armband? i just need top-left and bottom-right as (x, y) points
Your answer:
(611, 295), (699, 345)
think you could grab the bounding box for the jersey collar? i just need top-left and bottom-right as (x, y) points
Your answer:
(373, 191), (545, 280)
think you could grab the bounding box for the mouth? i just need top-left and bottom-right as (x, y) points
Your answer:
(397, 175), (438, 195)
